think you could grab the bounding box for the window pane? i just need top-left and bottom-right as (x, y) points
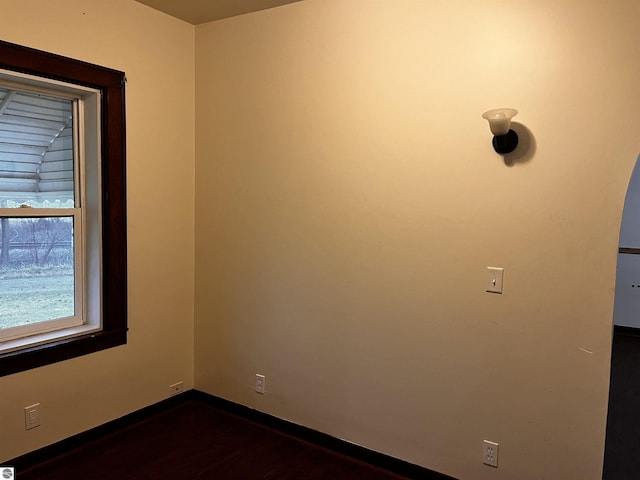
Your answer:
(0, 216), (75, 329)
(0, 87), (75, 207)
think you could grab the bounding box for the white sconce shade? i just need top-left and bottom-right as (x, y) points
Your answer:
(482, 108), (519, 154)
(482, 108), (518, 136)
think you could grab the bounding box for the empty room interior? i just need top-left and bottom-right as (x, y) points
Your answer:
(1, 0), (640, 479)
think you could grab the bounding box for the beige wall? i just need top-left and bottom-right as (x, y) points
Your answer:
(1, 0), (639, 478)
(0, 0), (195, 462)
(194, 1), (640, 479)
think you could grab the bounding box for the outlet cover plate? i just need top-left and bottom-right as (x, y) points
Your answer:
(169, 381), (184, 396)
(483, 440), (499, 467)
(255, 374), (265, 394)
(24, 403), (40, 430)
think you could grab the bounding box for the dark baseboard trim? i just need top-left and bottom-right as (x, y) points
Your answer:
(614, 325), (640, 337)
(8, 389), (456, 480)
(192, 390), (456, 480)
(8, 391), (195, 471)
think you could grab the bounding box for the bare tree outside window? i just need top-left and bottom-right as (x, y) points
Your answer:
(0, 216), (75, 329)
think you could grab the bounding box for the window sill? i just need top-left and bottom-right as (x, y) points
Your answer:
(0, 328), (127, 377)
(0, 324), (102, 355)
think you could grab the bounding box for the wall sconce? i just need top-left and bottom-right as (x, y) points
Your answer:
(482, 108), (518, 154)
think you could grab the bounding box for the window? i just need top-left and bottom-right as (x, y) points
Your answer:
(0, 41), (127, 376)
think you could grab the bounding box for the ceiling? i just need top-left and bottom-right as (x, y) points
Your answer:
(134, 0), (303, 24)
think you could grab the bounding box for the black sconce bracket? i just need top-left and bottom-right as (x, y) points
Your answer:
(492, 129), (518, 154)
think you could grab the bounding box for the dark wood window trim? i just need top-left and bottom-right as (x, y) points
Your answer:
(0, 40), (127, 377)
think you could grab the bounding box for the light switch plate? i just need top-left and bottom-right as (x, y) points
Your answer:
(486, 267), (504, 294)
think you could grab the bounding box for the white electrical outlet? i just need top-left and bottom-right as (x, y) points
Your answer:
(483, 440), (499, 467)
(169, 381), (184, 396)
(255, 374), (265, 394)
(24, 403), (41, 430)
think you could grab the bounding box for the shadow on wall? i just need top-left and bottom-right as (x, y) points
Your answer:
(502, 122), (536, 167)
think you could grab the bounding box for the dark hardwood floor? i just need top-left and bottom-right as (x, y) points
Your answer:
(604, 329), (640, 480)
(16, 399), (413, 480)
